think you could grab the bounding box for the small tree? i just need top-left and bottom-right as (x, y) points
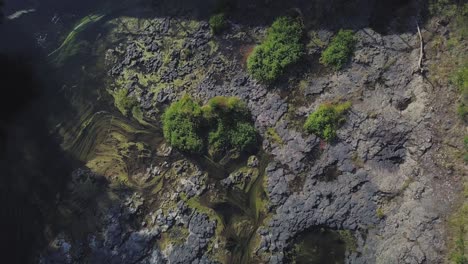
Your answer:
(209, 13), (227, 35)
(320, 30), (356, 70)
(162, 95), (204, 153)
(247, 16), (304, 83)
(304, 102), (351, 142)
(162, 95), (257, 157)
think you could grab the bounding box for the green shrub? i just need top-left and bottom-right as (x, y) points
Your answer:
(209, 13), (227, 35)
(113, 89), (137, 116)
(229, 122), (257, 151)
(320, 30), (356, 70)
(453, 65), (468, 120)
(162, 95), (257, 156)
(204, 96), (256, 157)
(464, 135), (468, 163)
(208, 122), (228, 157)
(304, 102), (351, 142)
(247, 16), (304, 83)
(162, 95), (204, 153)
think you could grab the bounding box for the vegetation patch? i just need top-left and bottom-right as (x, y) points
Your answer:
(453, 65), (468, 120)
(338, 230), (357, 252)
(112, 88), (138, 116)
(376, 207), (385, 219)
(209, 13), (227, 35)
(162, 95), (257, 158)
(464, 136), (468, 163)
(247, 16), (304, 83)
(162, 95), (204, 153)
(303, 102), (351, 142)
(266, 127), (283, 145)
(449, 184), (468, 264)
(320, 30), (356, 70)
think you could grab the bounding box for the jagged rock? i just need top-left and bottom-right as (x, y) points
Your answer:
(247, 155), (259, 168)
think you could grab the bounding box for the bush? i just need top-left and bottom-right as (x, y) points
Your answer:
(162, 95), (257, 156)
(162, 95), (204, 153)
(320, 30), (356, 70)
(229, 122), (257, 151)
(209, 13), (227, 35)
(247, 16), (304, 83)
(204, 96), (256, 157)
(304, 102), (351, 142)
(453, 65), (468, 120)
(113, 89), (137, 116)
(208, 122), (228, 157)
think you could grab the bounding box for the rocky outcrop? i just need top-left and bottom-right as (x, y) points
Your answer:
(38, 2), (456, 263)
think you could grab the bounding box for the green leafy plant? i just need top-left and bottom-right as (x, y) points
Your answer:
(320, 30), (356, 70)
(162, 95), (257, 157)
(162, 95), (204, 153)
(376, 207), (385, 219)
(464, 135), (468, 163)
(247, 16), (304, 83)
(229, 122), (257, 151)
(113, 89), (137, 116)
(453, 65), (468, 120)
(204, 96), (256, 158)
(304, 102), (351, 142)
(209, 13), (227, 35)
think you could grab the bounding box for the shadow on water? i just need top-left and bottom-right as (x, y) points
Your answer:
(0, 16), (85, 263)
(286, 227), (346, 264)
(146, 0), (424, 34)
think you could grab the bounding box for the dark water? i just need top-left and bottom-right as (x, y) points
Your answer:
(289, 228), (346, 264)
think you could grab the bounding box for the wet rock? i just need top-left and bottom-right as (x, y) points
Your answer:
(221, 167), (258, 191)
(393, 93), (413, 111)
(167, 213), (216, 264)
(265, 163), (291, 207)
(39, 234), (72, 264)
(124, 193), (144, 215)
(247, 155), (259, 168)
(156, 143), (172, 157)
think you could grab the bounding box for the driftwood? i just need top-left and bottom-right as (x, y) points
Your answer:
(416, 23), (424, 73)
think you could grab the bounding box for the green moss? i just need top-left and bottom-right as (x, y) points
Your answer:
(158, 226), (190, 250)
(320, 30), (356, 70)
(131, 106), (150, 126)
(112, 89), (138, 116)
(376, 207), (385, 219)
(247, 16), (304, 83)
(303, 102), (351, 142)
(452, 65), (468, 120)
(266, 127), (283, 145)
(464, 135), (468, 163)
(450, 201), (468, 264)
(209, 13), (227, 35)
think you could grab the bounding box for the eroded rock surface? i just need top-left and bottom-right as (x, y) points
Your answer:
(38, 1), (459, 264)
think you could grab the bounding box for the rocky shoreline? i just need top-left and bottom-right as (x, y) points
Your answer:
(31, 0), (466, 263)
